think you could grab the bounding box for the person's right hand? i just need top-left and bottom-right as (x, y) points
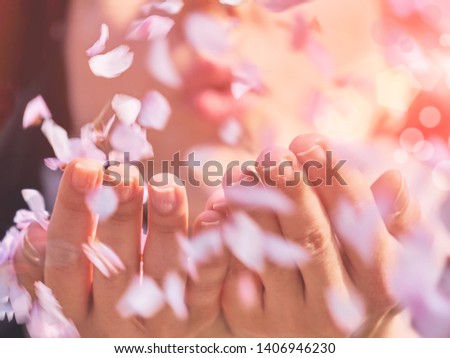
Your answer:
(14, 158), (229, 337)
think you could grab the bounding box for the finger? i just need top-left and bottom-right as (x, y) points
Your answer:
(255, 146), (348, 303)
(290, 134), (397, 311)
(186, 210), (229, 329)
(93, 164), (144, 316)
(371, 170), (421, 238)
(222, 166), (302, 312)
(205, 189), (228, 215)
(46, 158), (103, 323)
(14, 223), (46, 298)
(144, 173), (188, 284)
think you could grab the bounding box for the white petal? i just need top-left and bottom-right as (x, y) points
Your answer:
(184, 12), (231, 59)
(41, 118), (72, 163)
(23, 95), (51, 128)
(147, 38), (182, 89)
(138, 90), (171, 130)
(89, 45), (134, 79)
(219, 118), (242, 145)
(111, 94), (142, 125)
(117, 276), (165, 319)
(86, 186), (119, 222)
(163, 272), (188, 320)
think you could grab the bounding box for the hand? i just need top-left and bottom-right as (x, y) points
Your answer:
(207, 134), (420, 337)
(14, 159), (229, 337)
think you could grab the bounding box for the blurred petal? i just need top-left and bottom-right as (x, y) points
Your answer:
(86, 23), (109, 57)
(138, 90), (171, 130)
(23, 95), (51, 129)
(86, 186), (119, 222)
(112, 94), (142, 125)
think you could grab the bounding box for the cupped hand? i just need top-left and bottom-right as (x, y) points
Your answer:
(206, 134), (420, 337)
(14, 158), (229, 337)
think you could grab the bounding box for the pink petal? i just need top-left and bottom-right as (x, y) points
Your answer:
(223, 213), (266, 273)
(219, 0), (245, 5)
(138, 90), (171, 130)
(256, 0), (309, 12)
(110, 123), (154, 161)
(44, 157), (63, 171)
(333, 199), (380, 263)
(88, 45), (134, 79)
(184, 12), (231, 59)
(23, 95), (51, 129)
(127, 16), (174, 41)
(326, 287), (365, 334)
(145, 0), (184, 15)
(82, 244), (110, 277)
(225, 185), (295, 214)
(305, 37), (334, 78)
(219, 118), (242, 145)
(147, 38), (182, 89)
(163, 272), (188, 320)
(86, 23), (109, 57)
(232, 62), (264, 99)
(27, 282), (79, 338)
(237, 273), (260, 309)
(264, 234), (310, 268)
(21, 189), (49, 229)
(291, 14), (309, 51)
(41, 118), (72, 162)
(111, 94), (142, 125)
(9, 281), (32, 324)
(0, 228), (23, 264)
(117, 276), (165, 319)
(86, 186), (119, 222)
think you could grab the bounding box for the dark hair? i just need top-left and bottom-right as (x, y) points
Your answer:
(0, 0), (70, 337)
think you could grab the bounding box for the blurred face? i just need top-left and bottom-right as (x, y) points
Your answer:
(65, 0), (384, 159)
(64, 0), (386, 219)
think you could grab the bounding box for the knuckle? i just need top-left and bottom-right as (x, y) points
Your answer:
(294, 225), (330, 259)
(46, 240), (84, 273)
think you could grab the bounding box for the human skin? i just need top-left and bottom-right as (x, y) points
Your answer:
(14, 0), (421, 337)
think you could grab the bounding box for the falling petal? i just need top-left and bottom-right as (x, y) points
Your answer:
(27, 282), (79, 338)
(149, 0), (184, 15)
(86, 186), (119, 222)
(82, 241), (125, 278)
(237, 273), (259, 309)
(264, 234), (310, 268)
(138, 90), (172, 130)
(41, 118), (72, 163)
(86, 23), (109, 57)
(333, 199), (380, 263)
(111, 94), (142, 125)
(82, 244), (110, 277)
(163, 272), (188, 320)
(184, 12), (231, 59)
(232, 62), (264, 99)
(110, 123), (154, 161)
(9, 281), (32, 324)
(147, 38), (182, 88)
(219, 118), (242, 146)
(256, 0), (309, 12)
(117, 276), (165, 319)
(226, 185), (295, 214)
(44, 158), (63, 171)
(21, 189), (49, 230)
(326, 287), (365, 335)
(89, 45), (134, 79)
(223, 212), (266, 273)
(127, 16), (174, 41)
(23, 95), (51, 129)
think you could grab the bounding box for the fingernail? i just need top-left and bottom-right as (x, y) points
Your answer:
(151, 185), (177, 215)
(296, 144), (326, 164)
(72, 162), (100, 193)
(212, 201), (227, 213)
(23, 234), (43, 266)
(201, 219), (221, 228)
